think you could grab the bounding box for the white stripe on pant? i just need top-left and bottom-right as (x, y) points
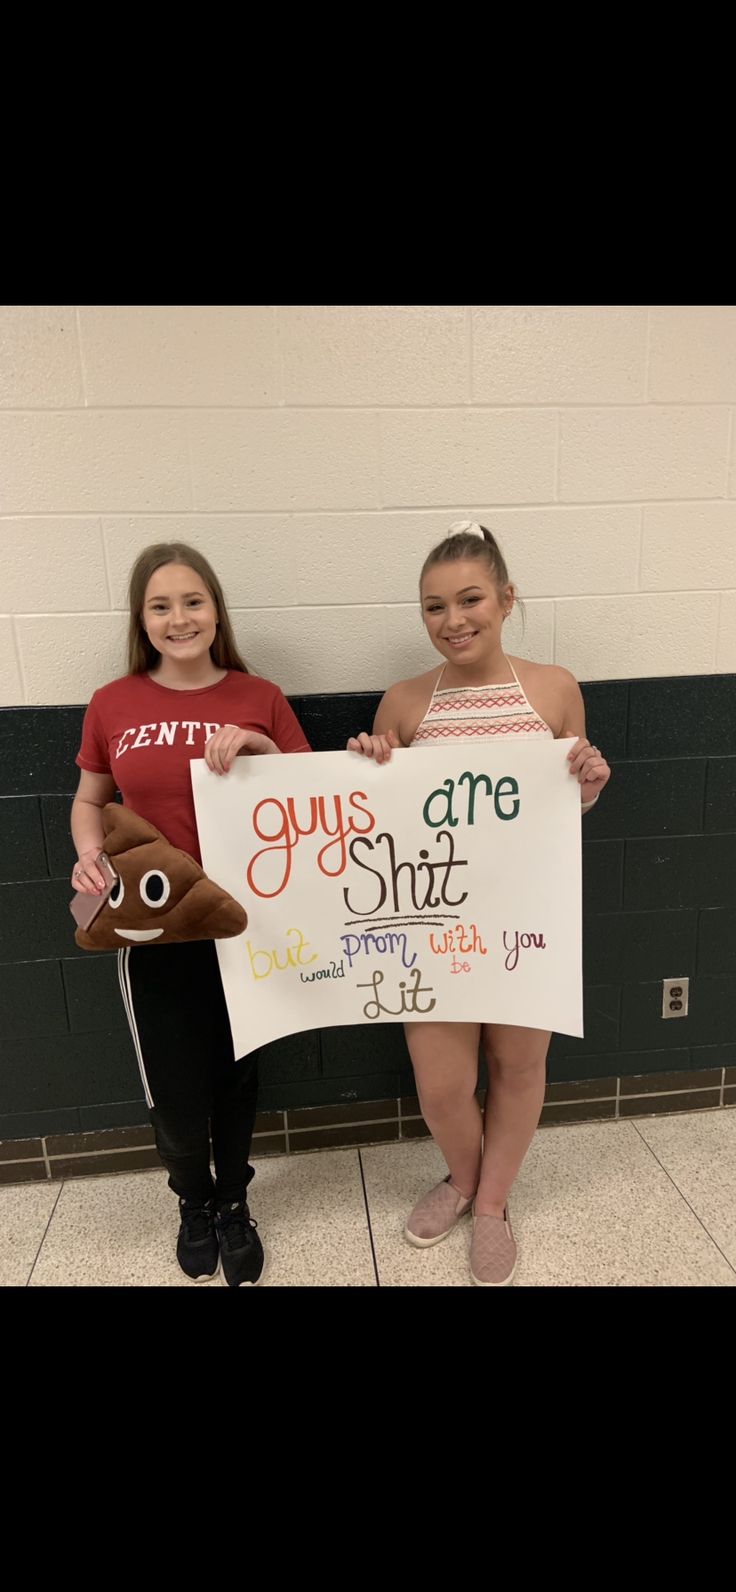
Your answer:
(117, 946), (155, 1108)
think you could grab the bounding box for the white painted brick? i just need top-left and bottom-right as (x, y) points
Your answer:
(0, 306), (83, 407)
(291, 512), (460, 604)
(291, 508), (641, 605)
(0, 412), (191, 514)
(280, 306), (467, 405)
(554, 593), (719, 680)
(380, 410), (557, 507)
(717, 591), (736, 669)
(472, 307), (648, 404)
(188, 410), (380, 511)
(16, 613), (128, 704)
(641, 503), (736, 589)
(381, 603), (436, 681)
(484, 507), (641, 595)
(102, 516), (299, 609)
(649, 307), (736, 401)
(383, 598), (554, 684)
(559, 407), (729, 502)
(231, 606), (387, 694)
(78, 306), (279, 406)
(0, 619), (23, 704)
(496, 597), (555, 665)
(0, 519), (108, 611)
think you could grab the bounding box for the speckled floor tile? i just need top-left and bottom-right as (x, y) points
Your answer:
(633, 1109), (736, 1272)
(0, 1182), (63, 1287)
(13, 1116), (735, 1287)
(248, 1149), (376, 1286)
(28, 1169), (219, 1287)
(512, 1120), (736, 1286)
(28, 1152), (376, 1287)
(362, 1123), (736, 1287)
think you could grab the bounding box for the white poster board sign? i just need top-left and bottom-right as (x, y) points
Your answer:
(191, 741), (583, 1059)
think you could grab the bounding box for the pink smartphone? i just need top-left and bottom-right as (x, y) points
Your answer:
(70, 853), (119, 930)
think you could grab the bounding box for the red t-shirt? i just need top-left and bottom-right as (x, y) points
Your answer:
(76, 670), (311, 863)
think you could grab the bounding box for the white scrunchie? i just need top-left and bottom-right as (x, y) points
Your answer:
(448, 519), (485, 538)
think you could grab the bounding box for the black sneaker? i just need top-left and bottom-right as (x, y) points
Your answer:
(215, 1199), (264, 1287)
(176, 1198), (219, 1282)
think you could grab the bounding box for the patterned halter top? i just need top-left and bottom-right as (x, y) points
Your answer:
(410, 658), (554, 747)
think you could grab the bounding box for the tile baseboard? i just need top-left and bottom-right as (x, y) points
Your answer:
(0, 1068), (733, 1184)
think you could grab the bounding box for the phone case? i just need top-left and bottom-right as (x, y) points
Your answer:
(69, 854), (118, 931)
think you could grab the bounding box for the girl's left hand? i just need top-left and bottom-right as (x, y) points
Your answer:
(567, 738), (611, 804)
(204, 725), (279, 775)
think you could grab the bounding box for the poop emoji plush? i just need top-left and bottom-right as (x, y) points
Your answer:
(75, 803), (247, 950)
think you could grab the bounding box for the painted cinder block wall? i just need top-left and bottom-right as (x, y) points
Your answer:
(1, 305), (735, 1154)
(1, 304), (735, 702)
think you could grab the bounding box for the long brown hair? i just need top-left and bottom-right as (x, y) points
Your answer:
(126, 543), (249, 676)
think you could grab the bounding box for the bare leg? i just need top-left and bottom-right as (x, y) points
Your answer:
(404, 1021), (483, 1199)
(474, 1024), (550, 1217)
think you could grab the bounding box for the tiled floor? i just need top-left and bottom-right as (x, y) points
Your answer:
(3, 1110), (736, 1287)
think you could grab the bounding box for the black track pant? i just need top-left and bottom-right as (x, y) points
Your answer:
(118, 940), (258, 1205)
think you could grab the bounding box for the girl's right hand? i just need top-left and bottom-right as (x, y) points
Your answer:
(71, 849), (108, 895)
(346, 730), (400, 764)
(204, 725), (278, 774)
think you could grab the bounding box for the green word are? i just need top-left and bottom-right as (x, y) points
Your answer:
(422, 771), (520, 829)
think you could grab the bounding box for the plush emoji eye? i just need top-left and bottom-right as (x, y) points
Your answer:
(139, 869), (171, 908)
(109, 875), (125, 909)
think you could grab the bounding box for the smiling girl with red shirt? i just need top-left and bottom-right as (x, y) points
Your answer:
(72, 542), (310, 1287)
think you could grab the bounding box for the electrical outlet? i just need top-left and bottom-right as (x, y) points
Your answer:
(662, 977), (689, 1018)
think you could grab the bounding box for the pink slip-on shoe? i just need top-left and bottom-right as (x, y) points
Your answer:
(469, 1205), (517, 1286)
(404, 1175), (475, 1248)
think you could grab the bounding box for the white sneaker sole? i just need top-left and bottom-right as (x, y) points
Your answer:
(219, 1258), (262, 1287)
(404, 1206), (473, 1248)
(469, 1260), (517, 1287)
